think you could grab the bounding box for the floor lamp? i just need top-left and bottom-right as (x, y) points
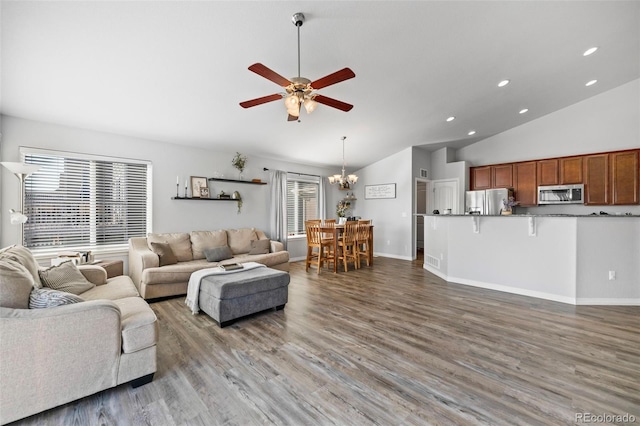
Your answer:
(1, 161), (42, 245)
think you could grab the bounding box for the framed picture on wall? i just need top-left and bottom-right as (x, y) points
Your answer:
(199, 187), (210, 198)
(190, 176), (207, 198)
(365, 183), (396, 199)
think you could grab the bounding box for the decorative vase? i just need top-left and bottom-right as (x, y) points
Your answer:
(338, 217), (347, 225)
(501, 209), (512, 215)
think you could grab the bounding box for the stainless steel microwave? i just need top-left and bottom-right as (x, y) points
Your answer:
(538, 184), (584, 205)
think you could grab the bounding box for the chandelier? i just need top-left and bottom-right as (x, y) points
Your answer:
(328, 136), (358, 186)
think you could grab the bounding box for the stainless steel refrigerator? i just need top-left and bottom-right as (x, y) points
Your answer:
(465, 188), (513, 215)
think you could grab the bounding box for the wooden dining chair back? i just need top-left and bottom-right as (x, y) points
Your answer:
(357, 219), (371, 225)
(356, 222), (372, 267)
(305, 222), (333, 273)
(337, 221), (359, 272)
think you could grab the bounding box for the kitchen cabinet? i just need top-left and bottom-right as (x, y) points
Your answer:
(492, 164), (514, 188)
(470, 164), (514, 190)
(610, 150), (639, 205)
(537, 159), (559, 186)
(514, 161), (537, 206)
(583, 154), (609, 205)
(471, 166), (492, 190)
(560, 157), (583, 184)
(469, 149), (638, 206)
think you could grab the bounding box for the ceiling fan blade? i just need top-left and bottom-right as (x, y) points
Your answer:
(239, 94), (283, 109)
(287, 114), (298, 122)
(310, 68), (356, 90)
(314, 94), (353, 112)
(248, 63), (292, 88)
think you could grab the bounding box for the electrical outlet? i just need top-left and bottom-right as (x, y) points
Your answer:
(608, 270), (616, 280)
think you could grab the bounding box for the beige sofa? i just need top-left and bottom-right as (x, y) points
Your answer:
(129, 228), (289, 299)
(0, 245), (158, 425)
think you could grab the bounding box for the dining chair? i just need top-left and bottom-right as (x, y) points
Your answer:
(305, 222), (333, 273)
(337, 221), (359, 272)
(355, 222), (372, 267)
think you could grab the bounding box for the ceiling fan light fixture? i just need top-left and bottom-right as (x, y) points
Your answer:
(303, 98), (318, 114)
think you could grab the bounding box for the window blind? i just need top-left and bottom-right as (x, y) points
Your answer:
(21, 150), (151, 251)
(286, 178), (319, 237)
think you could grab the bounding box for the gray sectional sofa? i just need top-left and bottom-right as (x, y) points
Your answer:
(0, 245), (158, 425)
(128, 228), (289, 299)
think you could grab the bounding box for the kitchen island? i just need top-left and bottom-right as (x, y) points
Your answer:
(421, 214), (640, 305)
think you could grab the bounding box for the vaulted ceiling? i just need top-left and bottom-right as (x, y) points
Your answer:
(2, 1), (638, 170)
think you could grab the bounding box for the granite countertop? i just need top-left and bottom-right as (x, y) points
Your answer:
(419, 213), (640, 217)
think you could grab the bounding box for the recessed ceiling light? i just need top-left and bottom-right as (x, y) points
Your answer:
(586, 79), (598, 86)
(519, 108), (529, 114)
(498, 80), (510, 87)
(583, 47), (598, 56)
(468, 130), (476, 136)
(446, 116), (455, 122)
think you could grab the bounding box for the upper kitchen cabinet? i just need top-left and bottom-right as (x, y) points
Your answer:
(583, 153), (609, 205)
(610, 150), (639, 205)
(470, 164), (514, 190)
(514, 161), (537, 206)
(492, 164), (514, 188)
(560, 157), (583, 184)
(537, 159), (559, 186)
(471, 166), (492, 190)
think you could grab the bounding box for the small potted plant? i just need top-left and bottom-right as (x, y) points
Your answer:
(502, 196), (518, 215)
(231, 152), (247, 180)
(336, 200), (350, 223)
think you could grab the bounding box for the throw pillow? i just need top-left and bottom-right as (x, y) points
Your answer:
(0, 245), (43, 288)
(227, 228), (257, 254)
(29, 288), (84, 309)
(248, 239), (270, 255)
(147, 232), (192, 262)
(0, 259), (35, 309)
(204, 246), (233, 262)
(150, 242), (178, 266)
(38, 261), (95, 295)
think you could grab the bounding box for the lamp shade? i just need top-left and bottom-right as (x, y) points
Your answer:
(1, 162), (41, 178)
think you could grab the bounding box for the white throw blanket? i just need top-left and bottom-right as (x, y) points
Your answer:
(184, 262), (266, 314)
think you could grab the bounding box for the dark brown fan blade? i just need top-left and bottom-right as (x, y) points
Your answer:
(248, 63), (292, 88)
(287, 114), (299, 122)
(310, 68), (355, 90)
(239, 94), (282, 109)
(314, 94), (353, 112)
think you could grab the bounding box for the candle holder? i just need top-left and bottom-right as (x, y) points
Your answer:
(176, 182), (180, 198)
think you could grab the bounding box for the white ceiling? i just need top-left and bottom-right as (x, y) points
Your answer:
(2, 1), (639, 170)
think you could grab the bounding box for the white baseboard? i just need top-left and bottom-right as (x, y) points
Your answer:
(424, 265), (640, 306)
(576, 298), (640, 306)
(373, 252), (413, 261)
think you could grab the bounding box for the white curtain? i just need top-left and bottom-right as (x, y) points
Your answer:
(318, 176), (327, 220)
(269, 170), (288, 249)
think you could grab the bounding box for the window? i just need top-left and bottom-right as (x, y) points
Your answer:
(21, 148), (151, 252)
(286, 177), (319, 237)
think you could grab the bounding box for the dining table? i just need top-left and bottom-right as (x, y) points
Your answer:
(320, 222), (374, 273)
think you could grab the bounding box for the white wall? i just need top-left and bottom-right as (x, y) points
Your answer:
(424, 215), (640, 305)
(576, 218), (640, 303)
(353, 147), (414, 260)
(0, 116), (337, 256)
(456, 79), (640, 165)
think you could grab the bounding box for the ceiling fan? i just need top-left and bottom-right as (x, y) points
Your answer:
(239, 12), (355, 122)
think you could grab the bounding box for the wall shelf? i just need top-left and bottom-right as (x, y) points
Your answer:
(208, 177), (267, 185)
(171, 197), (237, 202)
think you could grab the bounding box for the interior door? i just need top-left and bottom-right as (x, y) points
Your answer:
(432, 179), (459, 214)
(416, 180), (427, 250)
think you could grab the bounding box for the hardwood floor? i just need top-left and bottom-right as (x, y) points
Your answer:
(13, 257), (640, 425)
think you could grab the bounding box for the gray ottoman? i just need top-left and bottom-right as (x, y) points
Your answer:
(198, 267), (290, 327)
